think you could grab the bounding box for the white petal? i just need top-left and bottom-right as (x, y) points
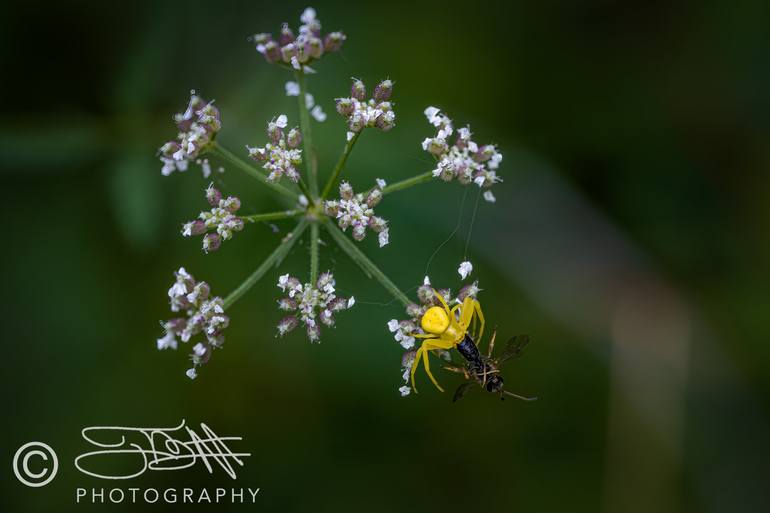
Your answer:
(458, 261), (473, 280)
(423, 276), (431, 286)
(483, 190), (496, 203)
(275, 114), (288, 128)
(305, 93), (315, 108)
(378, 228), (389, 247)
(387, 319), (399, 332)
(346, 131), (355, 141)
(399, 385), (411, 397)
(285, 81), (300, 96)
(291, 56), (301, 70)
(310, 105), (327, 122)
(347, 296), (355, 308)
(186, 368), (198, 380)
(424, 106), (440, 120)
(376, 178), (387, 189)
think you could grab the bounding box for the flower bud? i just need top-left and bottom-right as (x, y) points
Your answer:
(339, 181), (354, 200)
(424, 137), (448, 156)
(351, 79), (366, 101)
(352, 223), (366, 241)
(280, 42), (297, 63)
(366, 188), (383, 208)
(277, 315), (298, 337)
(278, 298), (297, 311)
(279, 23), (295, 46)
(206, 187), (222, 206)
(287, 127), (302, 148)
(306, 323), (321, 342)
(368, 216), (387, 233)
(406, 303), (422, 318)
(202, 233), (221, 253)
(308, 37), (324, 59)
(263, 41), (281, 63)
(324, 32), (346, 52)
(267, 121), (283, 144)
(417, 284), (434, 304)
(324, 200), (339, 217)
(165, 317), (187, 334)
(182, 220), (207, 237)
(375, 110), (396, 132)
(222, 196), (241, 213)
(160, 141), (180, 157)
(373, 80), (393, 102)
(335, 98), (354, 117)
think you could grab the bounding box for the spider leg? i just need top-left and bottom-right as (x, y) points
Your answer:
(410, 345), (424, 393)
(433, 289), (453, 316)
(473, 299), (485, 347)
(412, 333), (438, 339)
(487, 329), (497, 358)
(421, 342), (445, 392)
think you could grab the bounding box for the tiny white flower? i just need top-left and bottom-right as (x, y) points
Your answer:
(291, 56), (301, 70)
(300, 6), (317, 24)
(483, 190), (496, 203)
(399, 385), (411, 397)
(186, 367), (198, 380)
(298, 194), (309, 207)
(423, 276), (431, 286)
(378, 228), (389, 247)
(305, 93), (315, 108)
(310, 105), (327, 122)
(474, 175), (486, 187)
(278, 274), (290, 290)
(157, 332), (177, 350)
(192, 342), (206, 357)
(387, 319), (399, 332)
(376, 178), (387, 189)
(285, 81), (300, 96)
(458, 261), (473, 280)
(275, 114), (288, 128)
(347, 297), (356, 308)
(346, 131), (355, 141)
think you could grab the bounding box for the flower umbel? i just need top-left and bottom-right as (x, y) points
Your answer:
(251, 7), (346, 71)
(324, 179), (390, 247)
(247, 114), (303, 183)
(276, 272), (354, 342)
(422, 106), (502, 202)
(158, 267), (229, 379)
(336, 78), (396, 135)
(159, 91), (222, 177)
(182, 186), (244, 253)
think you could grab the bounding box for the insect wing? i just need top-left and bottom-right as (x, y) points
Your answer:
(497, 335), (530, 365)
(452, 382), (475, 403)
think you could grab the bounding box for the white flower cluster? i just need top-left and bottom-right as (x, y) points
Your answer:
(422, 106), (502, 203)
(276, 272), (355, 342)
(285, 81), (327, 122)
(247, 114), (303, 183)
(324, 179), (390, 247)
(335, 79), (396, 136)
(159, 91), (223, 178)
(182, 186), (244, 253)
(387, 275), (480, 396)
(157, 267), (229, 379)
(252, 7), (346, 71)
(398, 350), (416, 396)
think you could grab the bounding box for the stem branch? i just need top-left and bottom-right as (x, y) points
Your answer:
(294, 70), (318, 198)
(223, 219), (308, 309)
(320, 131), (361, 200)
(310, 222), (319, 284)
(382, 171), (433, 196)
(242, 210), (301, 223)
(322, 219), (410, 307)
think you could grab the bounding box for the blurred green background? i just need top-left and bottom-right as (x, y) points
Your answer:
(2, 0), (770, 511)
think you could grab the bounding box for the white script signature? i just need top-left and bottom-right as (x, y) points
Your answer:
(74, 420), (251, 480)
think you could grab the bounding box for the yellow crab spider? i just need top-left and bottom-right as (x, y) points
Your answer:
(410, 289), (485, 393)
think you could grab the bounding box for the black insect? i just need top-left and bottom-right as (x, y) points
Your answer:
(444, 332), (537, 403)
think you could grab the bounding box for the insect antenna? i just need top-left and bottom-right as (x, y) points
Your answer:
(502, 390), (538, 402)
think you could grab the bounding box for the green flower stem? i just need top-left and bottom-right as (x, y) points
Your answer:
(242, 210), (301, 223)
(294, 70), (318, 198)
(382, 171), (433, 196)
(320, 131), (361, 201)
(322, 219), (411, 308)
(310, 222), (319, 284)
(223, 219), (309, 309)
(212, 143), (297, 201)
(296, 177), (313, 203)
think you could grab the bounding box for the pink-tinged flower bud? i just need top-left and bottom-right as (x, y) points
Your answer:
(329, 297), (349, 312)
(278, 298), (297, 311)
(366, 189), (383, 208)
(202, 233), (221, 253)
(222, 196), (241, 213)
(160, 141), (180, 157)
(280, 42), (297, 63)
(417, 284), (434, 305)
(406, 303), (422, 318)
(306, 323), (321, 342)
(279, 23), (295, 46)
(324, 200), (339, 217)
(182, 220), (207, 237)
(207, 331), (225, 348)
(206, 187), (222, 206)
(402, 349), (417, 368)
(437, 289), (451, 302)
(267, 121), (283, 144)
(335, 98), (354, 117)
(320, 309), (335, 327)
(263, 41), (281, 63)
(369, 216), (387, 233)
(230, 217), (245, 232)
(474, 145), (496, 163)
(425, 137), (448, 156)
(339, 181), (354, 200)
(375, 110), (396, 132)
(351, 79), (366, 101)
(324, 32), (346, 52)
(165, 317), (188, 334)
(287, 127), (302, 148)
(457, 281), (481, 302)
(307, 37), (324, 59)
(352, 223), (366, 241)
(373, 80), (393, 102)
